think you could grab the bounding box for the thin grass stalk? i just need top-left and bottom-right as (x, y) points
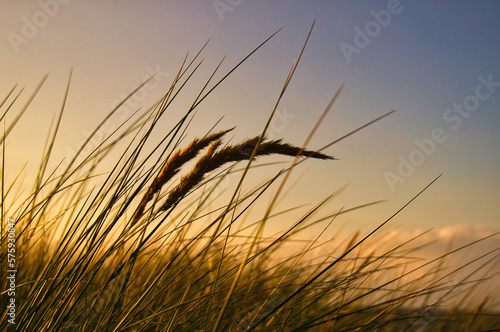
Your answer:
(0, 84), (17, 110)
(0, 85), (23, 123)
(0, 75), (48, 145)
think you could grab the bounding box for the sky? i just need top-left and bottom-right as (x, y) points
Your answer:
(1, 1), (499, 247)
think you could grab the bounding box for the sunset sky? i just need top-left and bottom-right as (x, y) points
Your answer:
(1, 1), (499, 241)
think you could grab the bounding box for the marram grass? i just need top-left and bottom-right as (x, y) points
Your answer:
(1, 28), (499, 332)
(132, 129), (334, 226)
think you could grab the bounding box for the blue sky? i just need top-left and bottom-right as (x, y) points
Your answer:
(1, 1), (499, 235)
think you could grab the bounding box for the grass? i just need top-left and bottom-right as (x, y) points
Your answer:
(1, 26), (499, 331)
